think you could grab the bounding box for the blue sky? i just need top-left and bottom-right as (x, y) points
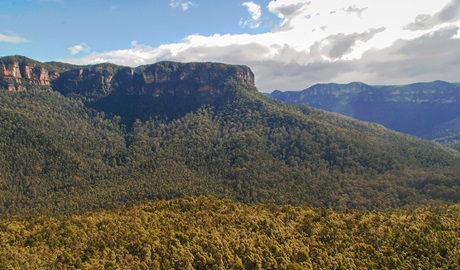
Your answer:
(1, 1), (275, 59)
(1, 0), (460, 92)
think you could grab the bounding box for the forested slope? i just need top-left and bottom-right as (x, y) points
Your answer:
(0, 88), (459, 214)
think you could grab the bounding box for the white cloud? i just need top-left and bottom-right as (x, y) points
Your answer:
(0, 33), (28, 43)
(67, 43), (90, 55)
(240, 2), (262, 28)
(65, 0), (460, 92)
(169, 0), (194, 11)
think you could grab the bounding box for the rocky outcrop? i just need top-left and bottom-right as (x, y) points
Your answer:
(51, 67), (116, 98)
(51, 61), (256, 101)
(92, 61), (256, 121)
(0, 62), (22, 78)
(0, 60), (54, 91)
(1, 56), (256, 98)
(122, 61), (255, 96)
(271, 81), (460, 105)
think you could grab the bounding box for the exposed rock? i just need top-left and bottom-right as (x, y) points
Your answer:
(49, 71), (59, 80)
(0, 59), (55, 91)
(52, 66), (118, 98)
(0, 62), (22, 78)
(87, 61), (256, 122)
(22, 64), (32, 79)
(37, 68), (50, 86)
(129, 61), (255, 96)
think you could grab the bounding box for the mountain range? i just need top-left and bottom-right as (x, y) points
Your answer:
(269, 81), (460, 150)
(1, 55), (459, 214)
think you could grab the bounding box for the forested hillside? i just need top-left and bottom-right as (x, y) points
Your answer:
(0, 87), (459, 214)
(1, 197), (459, 269)
(0, 56), (459, 215)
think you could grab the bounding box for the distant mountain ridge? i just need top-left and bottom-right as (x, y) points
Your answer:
(270, 81), (460, 150)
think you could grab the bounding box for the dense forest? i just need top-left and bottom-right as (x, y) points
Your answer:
(1, 197), (459, 269)
(0, 87), (459, 214)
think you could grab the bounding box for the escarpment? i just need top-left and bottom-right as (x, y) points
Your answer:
(1, 56), (256, 122)
(92, 62), (256, 122)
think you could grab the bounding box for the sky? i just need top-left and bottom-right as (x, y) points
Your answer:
(1, 0), (460, 92)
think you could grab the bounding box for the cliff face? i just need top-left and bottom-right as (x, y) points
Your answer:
(1, 57), (255, 111)
(1, 56), (255, 95)
(51, 65), (118, 98)
(92, 61), (256, 121)
(271, 81), (460, 106)
(50, 61), (255, 99)
(1, 56), (256, 122)
(0, 61), (53, 91)
(114, 61), (255, 96)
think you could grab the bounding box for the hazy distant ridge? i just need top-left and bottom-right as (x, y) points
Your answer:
(270, 81), (460, 150)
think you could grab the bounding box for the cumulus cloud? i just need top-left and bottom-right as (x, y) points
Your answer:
(342, 5), (367, 16)
(65, 0), (460, 92)
(405, 0), (460, 31)
(268, 1), (309, 31)
(169, 0), (194, 11)
(67, 43), (90, 55)
(240, 2), (262, 28)
(310, 27), (385, 59)
(0, 33), (28, 43)
(355, 26), (460, 84)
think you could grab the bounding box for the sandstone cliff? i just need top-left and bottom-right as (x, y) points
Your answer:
(1, 56), (255, 101)
(0, 56), (56, 91)
(1, 55), (256, 122)
(92, 61), (256, 121)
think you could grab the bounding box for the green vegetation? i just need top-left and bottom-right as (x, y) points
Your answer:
(428, 116), (460, 151)
(1, 197), (459, 269)
(0, 87), (459, 214)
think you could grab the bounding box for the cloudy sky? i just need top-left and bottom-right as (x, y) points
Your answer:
(1, 0), (460, 92)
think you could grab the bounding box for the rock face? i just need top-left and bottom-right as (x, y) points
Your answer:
(52, 65), (117, 98)
(0, 62), (22, 78)
(116, 61), (255, 96)
(1, 56), (255, 102)
(51, 61), (255, 98)
(0, 59), (54, 91)
(270, 81), (460, 138)
(92, 61), (256, 121)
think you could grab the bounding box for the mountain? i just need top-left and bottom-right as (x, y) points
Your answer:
(269, 81), (460, 150)
(1, 55), (459, 214)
